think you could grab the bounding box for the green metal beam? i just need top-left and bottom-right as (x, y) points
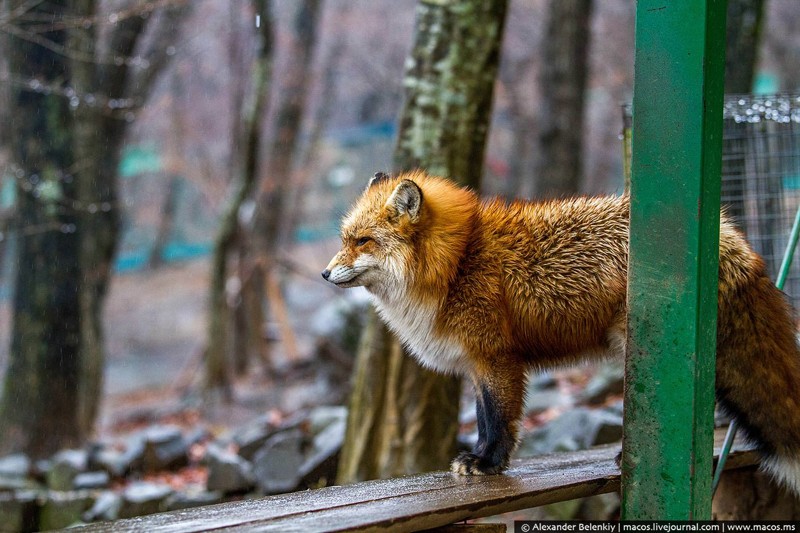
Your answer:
(622, 0), (727, 520)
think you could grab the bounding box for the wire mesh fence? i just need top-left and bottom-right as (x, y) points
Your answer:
(623, 94), (800, 309)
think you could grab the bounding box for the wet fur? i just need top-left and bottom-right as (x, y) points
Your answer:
(324, 171), (800, 491)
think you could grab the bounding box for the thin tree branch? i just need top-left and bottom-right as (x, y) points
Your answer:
(123, 0), (189, 106)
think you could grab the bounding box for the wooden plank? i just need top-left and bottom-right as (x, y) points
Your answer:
(422, 526), (507, 533)
(72, 428), (757, 532)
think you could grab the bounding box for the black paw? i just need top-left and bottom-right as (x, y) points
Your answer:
(450, 451), (506, 475)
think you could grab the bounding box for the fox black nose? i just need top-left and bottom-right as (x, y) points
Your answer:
(321, 269), (331, 280)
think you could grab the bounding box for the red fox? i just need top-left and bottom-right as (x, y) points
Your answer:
(322, 170), (800, 494)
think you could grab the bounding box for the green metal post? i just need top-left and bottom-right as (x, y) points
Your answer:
(622, 0), (727, 520)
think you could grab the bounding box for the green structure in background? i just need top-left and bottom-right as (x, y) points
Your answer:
(622, 0), (727, 520)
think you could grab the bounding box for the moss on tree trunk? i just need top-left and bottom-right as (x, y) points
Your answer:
(338, 0), (508, 483)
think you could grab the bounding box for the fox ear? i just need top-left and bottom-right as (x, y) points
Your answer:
(368, 171), (390, 188)
(386, 179), (423, 222)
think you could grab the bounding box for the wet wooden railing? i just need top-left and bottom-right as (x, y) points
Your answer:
(72, 428), (757, 532)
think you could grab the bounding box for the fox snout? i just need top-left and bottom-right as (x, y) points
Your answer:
(321, 252), (360, 287)
(321, 255), (343, 285)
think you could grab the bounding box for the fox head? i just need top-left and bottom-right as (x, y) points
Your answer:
(322, 172), (422, 295)
(322, 171), (478, 301)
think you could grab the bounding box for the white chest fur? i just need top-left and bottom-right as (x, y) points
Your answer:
(372, 294), (468, 375)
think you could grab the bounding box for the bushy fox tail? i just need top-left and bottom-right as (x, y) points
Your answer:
(715, 259), (800, 496)
(762, 452), (800, 496)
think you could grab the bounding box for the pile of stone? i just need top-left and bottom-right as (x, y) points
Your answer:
(516, 364), (625, 457)
(0, 365), (631, 531)
(0, 406), (347, 532)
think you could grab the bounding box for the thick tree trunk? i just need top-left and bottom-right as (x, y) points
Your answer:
(336, 309), (392, 482)
(722, 0), (766, 228)
(536, 0), (593, 197)
(338, 0), (508, 483)
(725, 0), (765, 94)
(72, 0), (187, 437)
(0, 1), (83, 456)
(504, 75), (536, 199)
(0, 0), (186, 456)
(393, 1), (507, 188)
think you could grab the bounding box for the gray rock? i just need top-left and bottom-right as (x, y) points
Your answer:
(233, 417), (278, 462)
(83, 490), (122, 522)
(252, 429), (307, 495)
(604, 399), (624, 418)
(457, 432), (479, 453)
(165, 489), (224, 511)
(0, 491), (37, 533)
(73, 471), (110, 490)
(119, 481), (174, 518)
(459, 401), (477, 426)
(0, 454), (37, 490)
(592, 410), (624, 446)
(516, 407), (623, 458)
(122, 436), (147, 472)
(39, 490), (94, 530)
(524, 388), (573, 414)
(0, 475), (38, 491)
(0, 454), (30, 479)
(307, 293), (370, 340)
(298, 418), (346, 488)
(33, 459), (52, 479)
(184, 426), (211, 448)
(307, 406), (347, 435)
(205, 445), (255, 494)
(95, 437), (145, 478)
(529, 372), (558, 390)
(93, 448), (129, 478)
(47, 450), (88, 491)
(142, 425), (188, 472)
(523, 373), (561, 416)
(578, 363), (625, 405)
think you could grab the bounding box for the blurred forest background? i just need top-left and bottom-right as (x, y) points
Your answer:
(0, 0), (798, 527)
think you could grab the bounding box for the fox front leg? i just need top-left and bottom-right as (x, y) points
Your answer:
(451, 374), (524, 475)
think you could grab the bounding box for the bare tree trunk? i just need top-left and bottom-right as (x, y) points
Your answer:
(501, 64), (537, 200)
(392, 1), (507, 188)
(148, 175), (180, 269)
(337, 309), (392, 482)
(253, 0), (322, 251)
(722, 0), (766, 228)
(237, 0), (322, 370)
(338, 0), (509, 484)
(535, 0), (593, 197)
(0, 0), (188, 456)
(206, 0), (274, 397)
(77, 0), (189, 438)
(0, 0), (83, 456)
(725, 0), (765, 94)
(285, 3), (349, 242)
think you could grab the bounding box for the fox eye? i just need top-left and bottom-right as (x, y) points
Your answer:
(356, 236), (372, 246)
